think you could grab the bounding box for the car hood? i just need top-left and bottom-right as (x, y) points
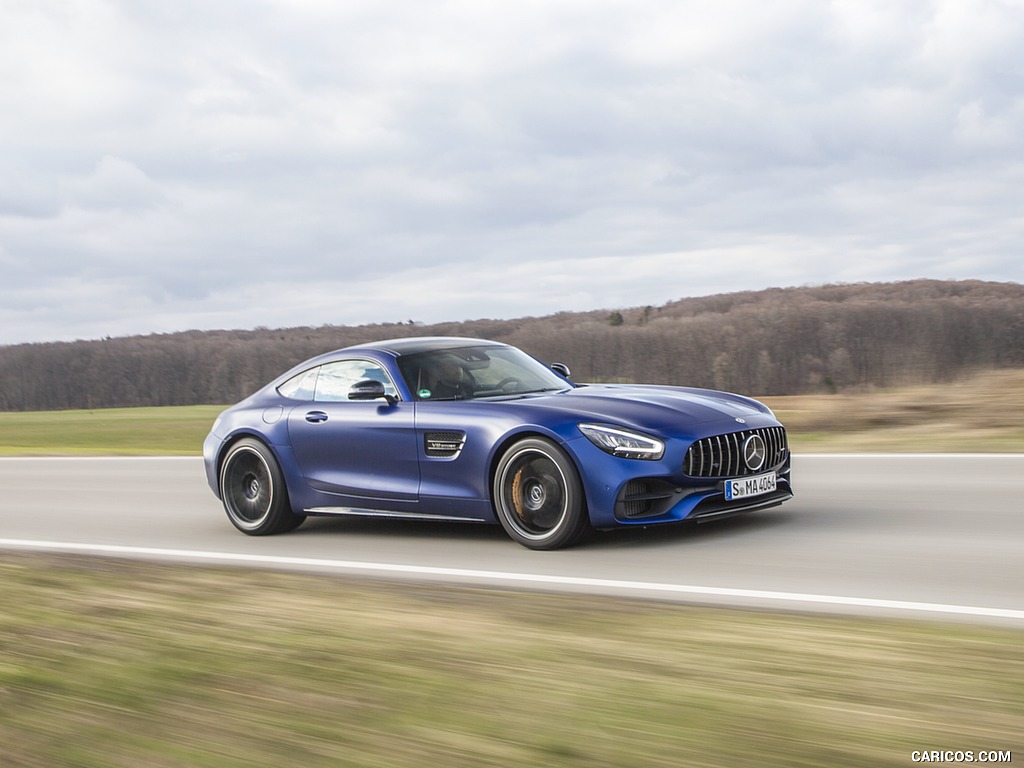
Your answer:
(509, 384), (777, 437)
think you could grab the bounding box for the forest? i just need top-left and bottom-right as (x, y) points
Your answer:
(1, 279), (1022, 411)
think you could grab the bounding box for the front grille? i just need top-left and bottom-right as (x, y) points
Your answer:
(683, 426), (788, 478)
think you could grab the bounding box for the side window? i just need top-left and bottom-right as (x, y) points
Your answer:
(277, 367), (320, 400)
(314, 360), (398, 402)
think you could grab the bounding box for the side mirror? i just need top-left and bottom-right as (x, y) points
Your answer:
(550, 363), (571, 378)
(348, 379), (396, 405)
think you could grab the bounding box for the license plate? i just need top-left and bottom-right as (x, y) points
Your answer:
(725, 472), (777, 501)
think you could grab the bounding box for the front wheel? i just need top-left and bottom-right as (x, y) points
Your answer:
(493, 437), (590, 550)
(219, 438), (303, 535)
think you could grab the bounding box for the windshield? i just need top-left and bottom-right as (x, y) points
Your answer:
(397, 345), (571, 401)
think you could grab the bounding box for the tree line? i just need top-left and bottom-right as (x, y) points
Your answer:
(1, 279), (1022, 411)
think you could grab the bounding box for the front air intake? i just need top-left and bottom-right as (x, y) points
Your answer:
(614, 479), (677, 519)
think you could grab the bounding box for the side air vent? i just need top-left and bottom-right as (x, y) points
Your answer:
(424, 431), (466, 459)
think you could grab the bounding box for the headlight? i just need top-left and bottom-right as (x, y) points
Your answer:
(578, 423), (665, 460)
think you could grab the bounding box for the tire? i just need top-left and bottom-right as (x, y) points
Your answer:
(219, 438), (304, 535)
(492, 437), (590, 550)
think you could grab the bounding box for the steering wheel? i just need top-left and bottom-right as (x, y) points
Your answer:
(496, 377), (523, 391)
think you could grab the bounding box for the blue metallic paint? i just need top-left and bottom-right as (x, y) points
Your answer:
(203, 337), (793, 539)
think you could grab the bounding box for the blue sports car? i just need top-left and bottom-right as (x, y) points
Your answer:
(203, 337), (793, 549)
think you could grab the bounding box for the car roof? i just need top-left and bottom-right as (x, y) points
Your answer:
(345, 336), (508, 357)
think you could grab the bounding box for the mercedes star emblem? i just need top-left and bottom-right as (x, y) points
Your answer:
(742, 434), (767, 472)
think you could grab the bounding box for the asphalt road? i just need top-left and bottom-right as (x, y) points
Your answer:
(2, 455), (1022, 624)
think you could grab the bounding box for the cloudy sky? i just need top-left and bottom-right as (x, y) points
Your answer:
(2, 0), (1023, 345)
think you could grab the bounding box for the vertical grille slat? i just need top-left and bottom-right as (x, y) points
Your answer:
(771, 427), (784, 466)
(683, 427), (789, 479)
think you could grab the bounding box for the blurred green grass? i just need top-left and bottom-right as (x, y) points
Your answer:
(0, 405), (224, 455)
(1, 554), (1021, 768)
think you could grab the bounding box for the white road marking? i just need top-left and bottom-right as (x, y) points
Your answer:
(2, 538), (1023, 622)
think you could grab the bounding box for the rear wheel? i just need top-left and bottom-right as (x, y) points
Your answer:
(493, 437), (589, 550)
(220, 438), (303, 535)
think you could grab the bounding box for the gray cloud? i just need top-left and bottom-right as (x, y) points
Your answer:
(1, 0), (1023, 344)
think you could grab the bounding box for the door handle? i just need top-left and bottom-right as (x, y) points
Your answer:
(305, 411), (328, 423)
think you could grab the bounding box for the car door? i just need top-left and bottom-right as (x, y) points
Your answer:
(287, 359), (419, 503)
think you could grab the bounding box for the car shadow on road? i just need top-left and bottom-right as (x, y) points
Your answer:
(586, 508), (797, 551)
(292, 508), (796, 550)
(295, 514), (507, 544)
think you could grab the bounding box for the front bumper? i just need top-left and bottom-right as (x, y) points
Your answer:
(610, 462), (793, 526)
(564, 434), (793, 529)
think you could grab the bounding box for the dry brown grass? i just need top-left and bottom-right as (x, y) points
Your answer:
(763, 369), (1024, 452)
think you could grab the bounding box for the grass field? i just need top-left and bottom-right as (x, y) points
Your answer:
(1, 369), (1022, 455)
(0, 405), (224, 455)
(764, 369), (1024, 453)
(1, 554), (1021, 768)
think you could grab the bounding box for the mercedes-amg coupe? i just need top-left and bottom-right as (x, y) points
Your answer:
(203, 337), (793, 549)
